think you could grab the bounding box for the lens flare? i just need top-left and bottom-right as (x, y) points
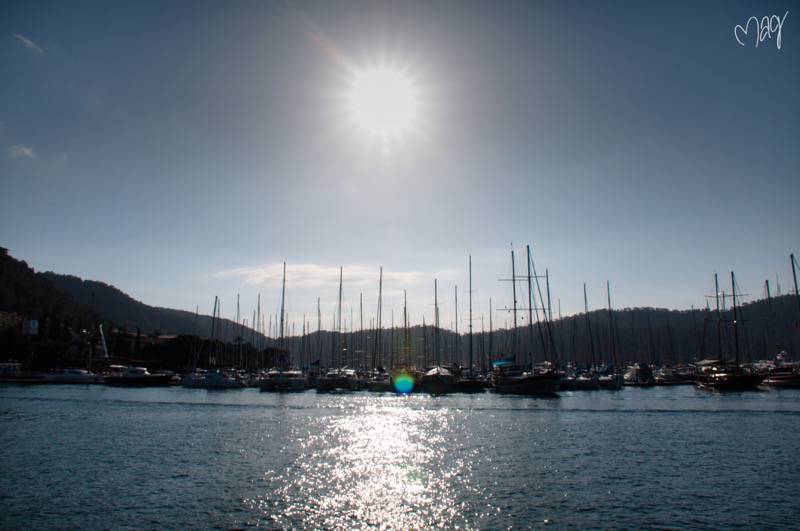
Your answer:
(392, 371), (415, 394)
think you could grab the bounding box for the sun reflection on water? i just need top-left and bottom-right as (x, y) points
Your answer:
(246, 395), (481, 528)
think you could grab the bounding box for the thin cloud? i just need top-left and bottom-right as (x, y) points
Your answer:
(14, 33), (45, 55)
(212, 262), (455, 289)
(9, 144), (35, 159)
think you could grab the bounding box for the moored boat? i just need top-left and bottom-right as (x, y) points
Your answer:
(454, 374), (486, 393)
(367, 370), (393, 392)
(44, 368), (104, 384)
(597, 372), (625, 390)
(316, 368), (359, 392)
(763, 366), (800, 388)
(695, 272), (763, 392)
(492, 366), (560, 395)
(182, 369), (243, 389)
(259, 368), (307, 392)
(104, 365), (173, 387)
(624, 363), (656, 387)
(762, 352), (800, 388)
(420, 365), (456, 394)
(695, 363), (763, 391)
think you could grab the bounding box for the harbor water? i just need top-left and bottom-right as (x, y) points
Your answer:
(1, 385), (799, 529)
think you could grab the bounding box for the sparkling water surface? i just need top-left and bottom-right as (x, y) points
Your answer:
(1, 385), (799, 529)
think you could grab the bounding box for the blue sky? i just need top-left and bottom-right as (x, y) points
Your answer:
(1, 0), (798, 334)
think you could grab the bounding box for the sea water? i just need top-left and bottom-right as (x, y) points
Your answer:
(1, 385), (799, 529)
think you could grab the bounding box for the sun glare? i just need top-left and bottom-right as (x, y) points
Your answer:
(346, 65), (420, 144)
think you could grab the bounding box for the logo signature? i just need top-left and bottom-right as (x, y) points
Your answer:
(734, 12), (788, 50)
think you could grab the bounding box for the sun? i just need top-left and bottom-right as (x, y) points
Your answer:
(346, 65), (420, 144)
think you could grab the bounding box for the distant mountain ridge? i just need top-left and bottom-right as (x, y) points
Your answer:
(0, 247), (97, 330)
(3, 246), (800, 364)
(40, 272), (264, 343)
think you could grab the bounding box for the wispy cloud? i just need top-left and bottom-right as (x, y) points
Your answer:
(14, 33), (45, 55)
(212, 263), (455, 289)
(9, 144), (35, 159)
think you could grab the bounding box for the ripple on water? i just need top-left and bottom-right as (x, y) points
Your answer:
(1, 386), (800, 529)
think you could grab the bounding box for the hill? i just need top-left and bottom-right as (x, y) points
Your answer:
(0, 247), (97, 332)
(40, 272), (264, 343)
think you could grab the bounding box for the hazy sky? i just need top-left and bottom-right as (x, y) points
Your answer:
(1, 0), (798, 333)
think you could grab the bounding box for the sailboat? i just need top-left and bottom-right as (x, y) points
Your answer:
(598, 281), (625, 390)
(365, 267), (394, 392)
(316, 267), (359, 392)
(182, 297), (243, 389)
(695, 272), (763, 391)
(261, 262), (308, 391)
(456, 255), (486, 392)
(763, 255), (800, 388)
(421, 278), (457, 394)
(491, 246), (560, 395)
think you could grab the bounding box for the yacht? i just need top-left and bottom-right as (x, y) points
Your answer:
(44, 368), (103, 384)
(259, 369), (307, 392)
(695, 362), (763, 391)
(104, 365), (173, 387)
(316, 368), (359, 392)
(182, 369), (243, 389)
(420, 365), (456, 394)
(491, 365), (560, 395)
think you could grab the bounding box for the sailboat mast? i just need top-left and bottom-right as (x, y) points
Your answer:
(372, 267), (383, 370)
(279, 262), (286, 343)
(211, 296), (219, 367)
(390, 308), (395, 369)
(714, 273), (722, 363)
(256, 293), (261, 352)
(404, 289), (408, 366)
(792, 253), (800, 313)
(731, 271), (740, 366)
(468, 255), (473, 374)
(422, 315), (428, 368)
(528, 245), (557, 365)
(526, 245), (535, 366)
(765, 279), (773, 357)
(606, 281), (616, 368)
(337, 266), (343, 367)
(236, 293), (241, 364)
(434, 279), (439, 366)
(584, 283), (596, 367)
(454, 285), (458, 366)
(359, 292), (364, 368)
(301, 316), (306, 368)
(350, 306), (354, 367)
(488, 297), (493, 365)
(511, 249), (518, 363)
